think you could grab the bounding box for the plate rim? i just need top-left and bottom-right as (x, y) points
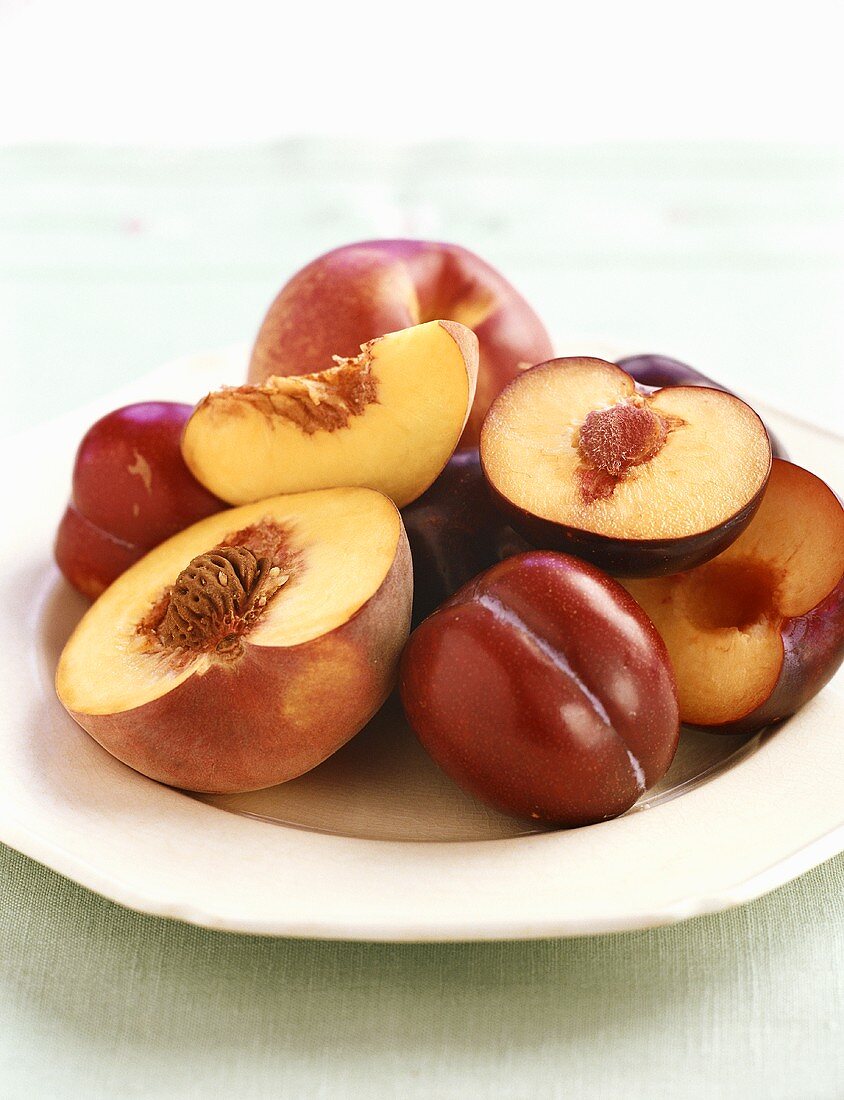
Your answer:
(1, 776), (842, 941)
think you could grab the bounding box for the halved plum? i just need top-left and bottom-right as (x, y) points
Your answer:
(182, 320), (478, 508)
(623, 459), (844, 732)
(480, 357), (772, 577)
(618, 352), (788, 459)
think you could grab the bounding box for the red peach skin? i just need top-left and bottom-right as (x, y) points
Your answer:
(248, 240), (553, 448)
(56, 402), (225, 600)
(54, 504), (145, 600)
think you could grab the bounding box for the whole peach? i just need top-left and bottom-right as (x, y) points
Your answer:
(248, 240), (553, 447)
(400, 551), (679, 827)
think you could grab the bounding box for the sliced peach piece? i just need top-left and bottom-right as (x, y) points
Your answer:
(623, 460), (844, 732)
(480, 357), (772, 577)
(182, 320), (478, 508)
(248, 239), (553, 449)
(56, 487), (412, 792)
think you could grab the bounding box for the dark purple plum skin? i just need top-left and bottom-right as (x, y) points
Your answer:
(484, 473), (769, 579)
(401, 450), (529, 624)
(618, 354), (788, 460)
(399, 551), (680, 827)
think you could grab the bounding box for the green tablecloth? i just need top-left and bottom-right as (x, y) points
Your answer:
(2, 144), (842, 1098)
(2, 843), (842, 1098)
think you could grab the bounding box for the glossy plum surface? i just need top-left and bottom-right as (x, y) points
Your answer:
(54, 504), (145, 600)
(618, 353), (788, 459)
(401, 450), (529, 624)
(400, 551), (680, 827)
(72, 402), (224, 547)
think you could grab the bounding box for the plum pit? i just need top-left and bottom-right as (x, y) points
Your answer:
(577, 399), (669, 503)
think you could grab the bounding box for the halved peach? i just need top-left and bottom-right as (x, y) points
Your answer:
(480, 357), (772, 577)
(623, 460), (844, 733)
(182, 320), (478, 508)
(56, 487), (412, 792)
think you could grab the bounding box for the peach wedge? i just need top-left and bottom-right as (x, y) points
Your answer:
(182, 320), (478, 508)
(56, 487), (412, 792)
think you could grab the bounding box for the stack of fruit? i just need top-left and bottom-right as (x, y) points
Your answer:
(55, 240), (844, 828)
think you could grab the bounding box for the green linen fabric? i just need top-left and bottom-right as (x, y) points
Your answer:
(2, 144), (843, 1098)
(2, 844), (842, 1098)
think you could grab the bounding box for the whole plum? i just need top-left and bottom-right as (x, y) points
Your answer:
(400, 551), (680, 827)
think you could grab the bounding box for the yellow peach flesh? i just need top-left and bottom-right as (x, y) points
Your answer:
(56, 487), (405, 715)
(182, 320), (478, 508)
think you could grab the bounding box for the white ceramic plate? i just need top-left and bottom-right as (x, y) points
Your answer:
(2, 342), (842, 940)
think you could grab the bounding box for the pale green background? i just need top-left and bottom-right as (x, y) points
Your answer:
(2, 145), (843, 1098)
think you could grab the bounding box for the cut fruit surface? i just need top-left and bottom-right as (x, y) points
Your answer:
(617, 353), (789, 460)
(182, 320), (478, 508)
(247, 239), (553, 448)
(56, 487), (412, 792)
(624, 460), (844, 730)
(480, 357), (772, 576)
